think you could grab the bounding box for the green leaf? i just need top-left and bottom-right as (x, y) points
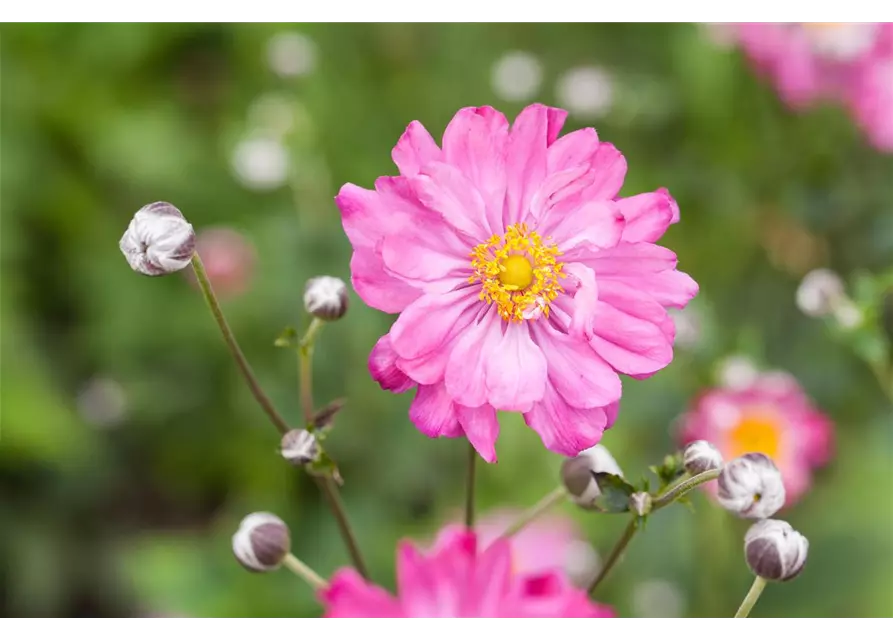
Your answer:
(307, 450), (343, 485)
(592, 472), (636, 514)
(274, 326), (299, 348)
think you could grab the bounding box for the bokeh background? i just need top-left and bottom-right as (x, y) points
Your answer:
(1, 23), (892, 618)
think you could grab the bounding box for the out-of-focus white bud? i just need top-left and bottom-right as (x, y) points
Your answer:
(796, 268), (846, 318)
(631, 578), (687, 618)
(304, 276), (348, 321)
(717, 354), (759, 390)
(744, 519), (809, 582)
(231, 135), (290, 191)
(491, 51), (543, 102)
(832, 300), (863, 329)
(119, 202), (195, 276)
(232, 512), (291, 572)
(560, 444), (624, 508)
(717, 453), (786, 519)
(629, 492), (652, 517)
(669, 307), (701, 350)
(280, 429), (319, 466)
(555, 66), (615, 119)
(563, 540), (601, 589)
(683, 440), (724, 476)
(267, 31), (316, 78)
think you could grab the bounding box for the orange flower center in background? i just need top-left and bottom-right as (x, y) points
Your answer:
(728, 412), (782, 460)
(470, 223), (565, 322)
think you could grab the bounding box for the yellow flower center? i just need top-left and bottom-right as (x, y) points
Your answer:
(470, 223), (565, 323)
(728, 412), (782, 461)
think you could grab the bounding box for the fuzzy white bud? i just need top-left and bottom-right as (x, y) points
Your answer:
(796, 268), (846, 317)
(232, 512), (291, 572)
(280, 429), (319, 466)
(744, 519), (809, 582)
(683, 440), (724, 476)
(560, 444), (624, 508)
(304, 276), (349, 321)
(119, 202), (195, 276)
(717, 453), (786, 519)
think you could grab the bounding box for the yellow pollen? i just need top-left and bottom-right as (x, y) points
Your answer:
(469, 223), (565, 323)
(728, 413), (782, 461)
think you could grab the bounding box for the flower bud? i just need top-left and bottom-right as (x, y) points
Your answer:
(629, 492), (652, 517)
(744, 519), (808, 582)
(796, 268), (845, 318)
(717, 453), (785, 519)
(682, 440), (724, 476)
(280, 429), (319, 466)
(119, 202), (195, 276)
(304, 276), (348, 321)
(560, 444), (623, 508)
(232, 512), (291, 572)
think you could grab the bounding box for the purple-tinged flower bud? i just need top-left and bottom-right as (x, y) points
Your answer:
(232, 512), (290, 572)
(560, 444), (624, 508)
(717, 453), (785, 519)
(304, 276), (348, 321)
(280, 429), (318, 466)
(683, 440), (724, 476)
(744, 519), (808, 582)
(119, 202), (195, 276)
(629, 492), (652, 517)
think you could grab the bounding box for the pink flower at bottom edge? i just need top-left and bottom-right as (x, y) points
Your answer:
(679, 370), (834, 507)
(319, 528), (614, 618)
(340, 103), (698, 463)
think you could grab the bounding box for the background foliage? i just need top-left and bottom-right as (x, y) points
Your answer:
(1, 23), (892, 617)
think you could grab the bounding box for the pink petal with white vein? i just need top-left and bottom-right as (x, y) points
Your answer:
(532, 324), (621, 408)
(392, 120), (442, 177)
(457, 404), (501, 463)
(560, 262), (599, 340)
(369, 334), (415, 393)
(412, 162), (491, 240)
(409, 383), (463, 437)
(444, 311), (502, 408)
(523, 385), (609, 457)
(617, 188), (678, 243)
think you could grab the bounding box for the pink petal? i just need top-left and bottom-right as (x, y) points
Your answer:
(504, 104), (568, 226)
(469, 537), (514, 616)
(581, 142), (627, 200)
(457, 404), (500, 463)
(381, 226), (471, 291)
(412, 162), (491, 240)
(395, 542), (450, 617)
(392, 120), (442, 177)
(546, 127), (599, 173)
(390, 288), (479, 361)
(617, 187), (678, 243)
(444, 311), (501, 408)
(442, 106), (510, 234)
(523, 385), (609, 457)
(350, 247), (420, 314)
(409, 383), (463, 437)
(545, 200), (624, 251)
(532, 324), (621, 408)
(485, 323), (548, 412)
(583, 240), (679, 274)
(369, 334), (415, 393)
(320, 568), (402, 618)
(561, 262), (599, 341)
(337, 183), (391, 248)
(589, 280), (675, 377)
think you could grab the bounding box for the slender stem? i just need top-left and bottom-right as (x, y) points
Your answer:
(501, 487), (567, 538)
(588, 516), (639, 595)
(191, 254), (290, 435)
(734, 576), (767, 618)
(282, 553), (329, 591)
(465, 442), (477, 530)
(299, 318), (324, 427)
(653, 468), (721, 510)
(315, 476), (369, 578)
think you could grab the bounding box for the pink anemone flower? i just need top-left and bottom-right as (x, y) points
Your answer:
(319, 527), (614, 618)
(679, 370), (834, 507)
(338, 104), (697, 462)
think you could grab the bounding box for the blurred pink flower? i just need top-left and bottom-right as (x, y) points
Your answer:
(320, 527), (614, 618)
(679, 371), (834, 507)
(338, 103), (697, 462)
(729, 23), (893, 151)
(187, 227), (256, 299)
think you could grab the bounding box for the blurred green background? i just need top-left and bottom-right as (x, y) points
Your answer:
(1, 23), (892, 618)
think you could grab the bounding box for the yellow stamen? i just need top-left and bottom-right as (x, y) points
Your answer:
(469, 223), (565, 323)
(728, 412), (782, 461)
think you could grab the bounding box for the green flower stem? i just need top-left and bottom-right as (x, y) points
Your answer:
(298, 316), (369, 579)
(191, 254), (290, 435)
(588, 516), (639, 595)
(282, 553), (329, 591)
(465, 441), (477, 529)
(501, 486), (568, 538)
(734, 576), (767, 618)
(653, 468), (722, 510)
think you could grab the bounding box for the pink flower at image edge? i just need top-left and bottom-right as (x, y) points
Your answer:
(319, 528), (614, 618)
(336, 103), (698, 462)
(679, 371), (834, 506)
